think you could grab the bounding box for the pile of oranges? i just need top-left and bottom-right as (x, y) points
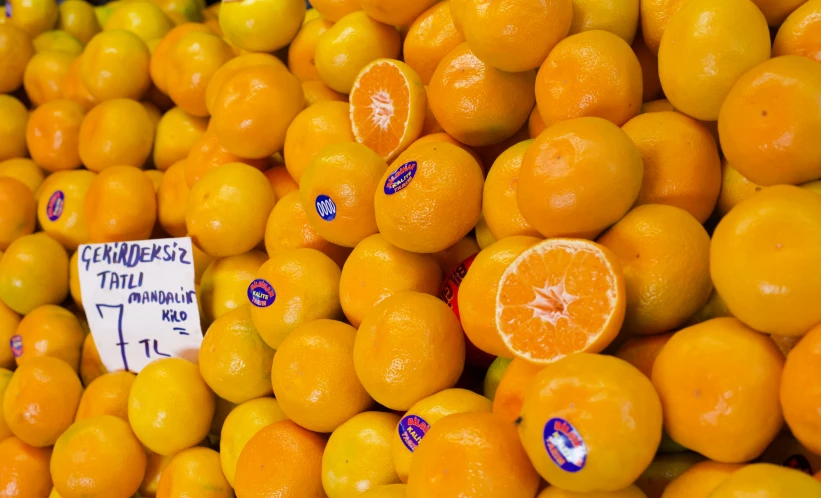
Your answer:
(1, 0), (821, 496)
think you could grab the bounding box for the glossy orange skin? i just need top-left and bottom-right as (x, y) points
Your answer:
(149, 23), (213, 94)
(359, 0), (438, 26)
(37, 169), (95, 251)
(204, 52), (286, 116)
(0, 437), (53, 498)
(79, 30), (151, 102)
(0, 95), (29, 161)
(491, 357), (543, 423)
(718, 56), (821, 186)
(614, 332), (674, 378)
(23, 50), (75, 107)
(0, 158), (43, 195)
(165, 31), (234, 117)
(283, 101), (354, 183)
(662, 461), (744, 498)
(403, 1), (464, 85)
(0, 177), (36, 251)
(264, 164), (299, 199)
(211, 64), (305, 159)
(428, 43), (535, 147)
(710, 464), (821, 497)
(57, 0), (100, 44)
(157, 447), (233, 498)
(14, 304), (84, 372)
(310, 0), (360, 21)
(153, 107), (208, 172)
(184, 129), (268, 188)
(25, 100), (85, 172)
(774, 0), (821, 62)
(74, 371), (135, 422)
(781, 324), (821, 455)
(234, 420), (327, 498)
(482, 140), (540, 240)
(156, 159), (190, 237)
(78, 98), (155, 172)
(752, 0), (808, 25)
(84, 166), (156, 243)
(633, 35), (662, 102)
(0, 233), (69, 315)
(63, 57), (98, 111)
(288, 18), (332, 82)
(652, 318), (785, 463)
(0, 23), (35, 94)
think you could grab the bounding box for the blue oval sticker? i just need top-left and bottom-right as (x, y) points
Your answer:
(247, 279), (276, 308)
(5, 3), (11, 17)
(543, 417), (587, 473)
(384, 161), (417, 195)
(398, 414), (430, 452)
(10, 335), (22, 358)
(315, 194), (336, 221)
(46, 190), (64, 222)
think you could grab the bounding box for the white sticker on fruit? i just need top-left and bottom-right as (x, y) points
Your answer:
(78, 237), (203, 373)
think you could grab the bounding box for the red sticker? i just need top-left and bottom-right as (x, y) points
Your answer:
(439, 253), (478, 322)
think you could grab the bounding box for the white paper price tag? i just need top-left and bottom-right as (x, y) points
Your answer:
(78, 237), (203, 373)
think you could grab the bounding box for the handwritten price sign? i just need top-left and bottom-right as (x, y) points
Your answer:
(78, 237), (203, 373)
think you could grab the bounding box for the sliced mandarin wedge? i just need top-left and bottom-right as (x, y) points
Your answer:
(349, 59), (426, 162)
(495, 238), (625, 364)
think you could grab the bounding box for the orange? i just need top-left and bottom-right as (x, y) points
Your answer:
(519, 353), (661, 492)
(103, 1), (173, 42)
(358, 0), (438, 26)
(339, 233), (441, 328)
(662, 461), (744, 498)
(0, 24), (35, 94)
(79, 30), (151, 101)
(3, 356), (83, 447)
(420, 90), (444, 135)
(361, 485), (407, 498)
(156, 447), (232, 498)
(652, 317), (784, 462)
(781, 323), (821, 455)
(540, 487), (647, 498)
(219, 397), (287, 486)
(250, 248), (342, 349)
(149, 23), (212, 95)
(403, 1), (464, 85)
(374, 141), (483, 253)
(0, 303), (21, 370)
(633, 453), (706, 497)
(186, 162), (275, 257)
(0, 158), (44, 195)
(528, 107), (547, 139)
(710, 463), (821, 497)
(482, 140), (540, 239)
(657, 0), (770, 122)
(79, 334), (106, 386)
(63, 57), (98, 111)
(432, 234), (479, 277)
(407, 412), (539, 498)
(218, 0), (304, 53)
(165, 31), (233, 117)
(299, 142), (387, 247)
(5, 0), (57, 37)
(774, 0), (821, 62)
(32, 30), (84, 55)
(58, 0), (101, 44)
(518, 117), (643, 239)
(74, 371), (135, 422)
(203, 52), (287, 116)
(568, 0), (639, 43)
(13, 304), (84, 372)
(535, 30), (642, 127)
(719, 56), (821, 186)
(716, 160), (762, 216)
(153, 107), (208, 172)
(353, 292), (464, 410)
(264, 164), (299, 200)
(310, 0), (360, 22)
(84, 165), (156, 243)
(263, 191), (350, 267)
(640, 0), (686, 54)
(302, 80), (348, 106)
(491, 358), (543, 423)
(753, 0), (809, 25)
(323, 412), (401, 496)
(598, 205), (712, 335)
(211, 64), (304, 159)
(198, 250), (267, 324)
(288, 18), (332, 82)
(272, 319), (371, 433)
(128, 357), (215, 455)
(392, 388), (492, 482)
(37, 170), (95, 251)
(428, 43), (535, 146)
(234, 420), (326, 497)
(184, 129), (269, 188)
(634, 36), (662, 102)
(199, 306), (275, 403)
(460, 0), (572, 73)
(495, 238), (626, 363)
(23, 49), (75, 107)
(0, 177), (35, 251)
(78, 98), (155, 172)
(25, 100), (84, 173)
(711, 186), (821, 336)
(0, 233), (69, 314)
(156, 159), (190, 237)
(314, 11), (401, 94)
(614, 333), (674, 379)
(0, 96), (29, 162)
(0, 437), (53, 497)
(458, 236), (539, 357)
(283, 101), (355, 182)
(409, 132), (482, 167)
(0, 369), (14, 438)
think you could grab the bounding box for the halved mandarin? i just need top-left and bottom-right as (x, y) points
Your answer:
(349, 59), (426, 162)
(495, 238), (625, 364)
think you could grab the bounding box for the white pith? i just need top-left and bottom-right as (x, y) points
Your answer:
(368, 90), (394, 131)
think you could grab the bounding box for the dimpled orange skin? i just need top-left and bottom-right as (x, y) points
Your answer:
(0, 96), (29, 162)
(0, 177), (36, 251)
(482, 140), (541, 240)
(184, 129), (269, 188)
(640, 0), (688, 55)
(265, 165), (299, 199)
(284, 101), (355, 183)
(3, 356), (83, 447)
(50, 415), (146, 498)
(205, 53), (287, 116)
(428, 43), (536, 147)
(103, 1), (173, 42)
(149, 23), (212, 95)
(651, 317), (785, 462)
(407, 412), (540, 498)
(781, 324), (821, 455)
(165, 31), (234, 117)
(710, 463), (821, 497)
(0, 437), (53, 498)
(359, 0), (438, 26)
(14, 304), (84, 372)
(403, 2), (465, 85)
(774, 0), (821, 62)
(311, 0), (360, 22)
(661, 461), (744, 498)
(518, 117), (643, 239)
(374, 141), (484, 254)
(0, 158), (44, 195)
(0, 233), (69, 315)
(288, 18), (332, 82)
(84, 166), (157, 243)
(353, 292), (465, 411)
(74, 371), (136, 422)
(37, 170), (95, 251)
(711, 186), (821, 336)
(153, 107), (208, 172)
(198, 250), (267, 324)
(156, 447), (233, 498)
(518, 354), (662, 493)
(0, 24), (35, 94)
(718, 56), (821, 187)
(23, 50), (75, 107)
(272, 319), (373, 433)
(25, 100), (85, 173)
(78, 99), (155, 172)
(657, 0), (771, 122)
(79, 30), (151, 102)
(536, 30), (643, 127)
(234, 420), (327, 498)
(211, 64), (305, 159)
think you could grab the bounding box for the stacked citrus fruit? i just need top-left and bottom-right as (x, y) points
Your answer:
(1, 0), (821, 496)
